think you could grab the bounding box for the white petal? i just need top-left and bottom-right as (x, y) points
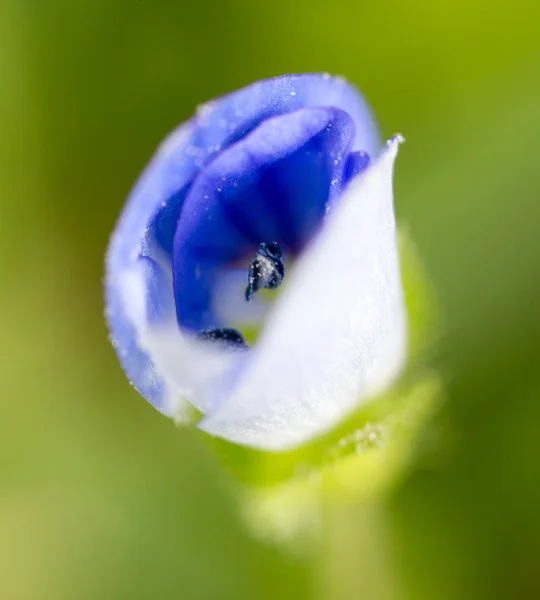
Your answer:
(199, 136), (406, 450)
(212, 269), (271, 328)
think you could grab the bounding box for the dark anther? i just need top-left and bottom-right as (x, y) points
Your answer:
(245, 242), (285, 302)
(196, 328), (248, 350)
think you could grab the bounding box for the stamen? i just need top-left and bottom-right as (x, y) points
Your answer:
(245, 242), (285, 301)
(196, 328), (248, 350)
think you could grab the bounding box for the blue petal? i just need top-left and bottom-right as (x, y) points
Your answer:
(344, 150), (371, 183)
(172, 107), (355, 331)
(150, 74), (380, 258)
(106, 74), (379, 410)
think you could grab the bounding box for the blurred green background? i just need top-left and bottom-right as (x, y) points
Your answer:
(1, 0), (539, 598)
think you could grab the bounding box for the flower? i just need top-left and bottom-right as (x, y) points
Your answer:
(105, 74), (406, 451)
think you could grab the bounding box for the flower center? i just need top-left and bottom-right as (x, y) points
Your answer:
(171, 107), (366, 341)
(197, 242), (286, 349)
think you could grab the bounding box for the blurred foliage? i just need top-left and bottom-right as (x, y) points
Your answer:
(1, 1), (539, 599)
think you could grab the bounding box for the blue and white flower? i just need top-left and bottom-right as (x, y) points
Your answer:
(105, 74), (406, 451)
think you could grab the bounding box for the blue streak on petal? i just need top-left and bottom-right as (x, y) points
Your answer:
(172, 107), (355, 332)
(137, 255), (175, 323)
(344, 150), (371, 183)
